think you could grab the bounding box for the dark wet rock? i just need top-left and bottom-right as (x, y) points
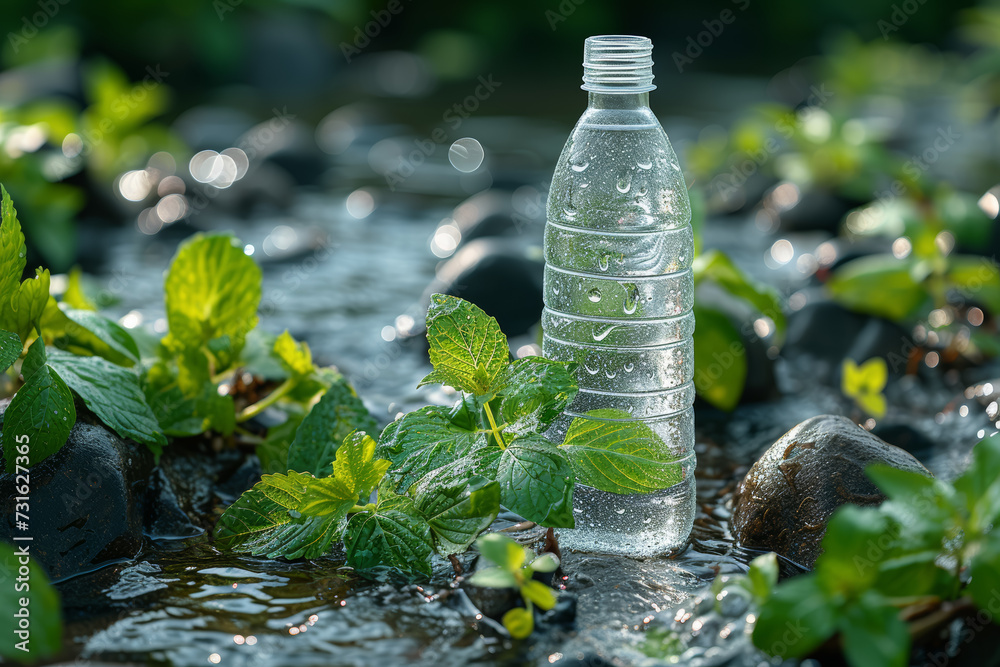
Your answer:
(539, 593), (577, 630)
(424, 238), (544, 338)
(731, 414), (931, 568)
(153, 439), (257, 531)
(144, 468), (202, 540)
(463, 555), (520, 621)
(871, 422), (937, 458)
(450, 189), (544, 245)
(0, 405), (154, 580)
(783, 298), (870, 366)
(844, 317), (912, 378)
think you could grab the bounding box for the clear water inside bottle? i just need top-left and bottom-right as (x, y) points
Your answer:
(542, 39), (696, 556)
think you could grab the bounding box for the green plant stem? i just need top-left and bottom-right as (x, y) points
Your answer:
(237, 378), (296, 423)
(483, 402), (506, 450)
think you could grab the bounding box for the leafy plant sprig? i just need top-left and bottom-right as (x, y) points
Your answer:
(0, 184), (374, 476)
(216, 294), (684, 577)
(747, 432), (1000, 667)
(467, 533), (561, 638)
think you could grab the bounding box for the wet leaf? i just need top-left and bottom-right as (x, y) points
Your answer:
(163, 233), (261, 390)
(45, 348), (167, 454)
(215, 470), (353, 559)
(418, 293), (509, 395)
(2, 341), (76, 472)
(521, 580), (556, 611)
(494, 356), (577, 436)
(377, 403), (488, 492)
(561, 409), (683, 494)
(412, 469), (500, 555)
(0, 328), (21, 373)
(497, 435), (574, 528)
(746, 552), (779, 602)
(287, 380), (377, 477)
(42, 298), (140, 366)
(343, 503), (433, 577)
(273, 330), (313, 377)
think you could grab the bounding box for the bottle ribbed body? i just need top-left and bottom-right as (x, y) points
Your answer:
(542, 36), (696, 556)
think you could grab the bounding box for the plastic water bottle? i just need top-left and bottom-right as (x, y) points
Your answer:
(542, 35), (696, 556)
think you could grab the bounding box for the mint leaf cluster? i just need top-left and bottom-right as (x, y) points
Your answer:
(0, 185), (373, 477)
(749, 432), (1000, 667)
(215, 430), (500, 578)
(0, 186), (165, 469)
(379, 294), (685, 527)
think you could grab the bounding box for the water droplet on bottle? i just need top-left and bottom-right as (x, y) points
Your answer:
(564, 206), (578, 221)
(637, 159), (652, 170)
(598, 254), (609, 271)
(579, 182), (589, 189)
(624, 362), (634, 373)
(571, 160), (589, 172)
(552, 284), (560, 295)
(638, 185), (648, 195)
(583, 363), (599, 375)
(615, 507), (627, 514)
(605, 370), (617, 379)
(593, 324), (617, 341)
(622, 283), (639, 314)
(616, 173), (631, 194)
(588, 289), (602, 302)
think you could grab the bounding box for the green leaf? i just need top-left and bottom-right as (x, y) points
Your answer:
(0, 328), (21, 373)
(326, 431), (390, 501)
(42, 301), (140, 366)
(412, 469), (501, 555)
(827, 255), (927, 322)
(467, 568), (518, 588)
(865, 464), (936, 502)
(954, 433), (1000, 533)
(2, 358), (76, 472)
(746, 552), (779, 602)
(839, 593), (910, 667)
(0, 542), (62, 661)
(0, 267), (51, 344)
(693, 249), (786, 337)
(692, 306), (747, 411)
(948, 255), (1000, 315)
(215, 470), (355, 559)
(815, 505), (891, 593)
(45, 348), (167, 453)
(286, 380), (377, 477)
(273, 330), (313, 377)
(560, 410), (682, 494)
(494, 356), (577, 436)
(529, 552), (560, 573)
(968, 533), (1000, 611)
(521, 580), (556, 611)
(343, 503), (434, 577)
(753, 574), (837, 658)
(478, 533), (527, 570)
(163, 233), (262, 386)
(257, 414), (303, 474)
(418, 294), (509, 395)
(502, 607), (534, 639)
(377, 402), (488, 492)
(63, 266), (98, 310)
(497, 435), (575, 528)
(0, 185), (27, 308)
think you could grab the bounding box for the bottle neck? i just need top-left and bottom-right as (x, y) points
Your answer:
(588, 91), (649, 110)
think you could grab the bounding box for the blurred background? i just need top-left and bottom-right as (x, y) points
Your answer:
(2, 0), (999, 418)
